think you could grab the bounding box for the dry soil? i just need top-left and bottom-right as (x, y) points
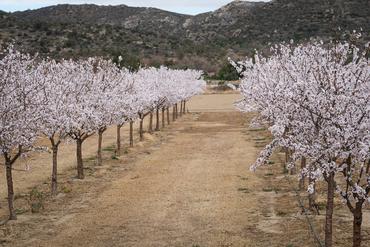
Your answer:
(0, 93), (368, 247)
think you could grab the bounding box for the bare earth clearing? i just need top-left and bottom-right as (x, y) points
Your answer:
(0, 93), (369, 246)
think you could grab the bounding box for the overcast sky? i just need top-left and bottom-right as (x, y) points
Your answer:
(0, 0), (270, 15)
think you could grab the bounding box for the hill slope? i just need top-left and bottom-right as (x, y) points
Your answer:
(0, 0), (369, 72)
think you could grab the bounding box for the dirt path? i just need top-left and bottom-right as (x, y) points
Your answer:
(33, 111), (262, 247)
(1, 93), (367, 246)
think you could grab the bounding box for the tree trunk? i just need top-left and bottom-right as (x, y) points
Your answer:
(155, 107), (160, 131)
(180, 101), (183, 117)
(183, 101), (186, 114)
(129, 121), (134, 147)
(175, 104), (178, 119)
(308, 174), (317, 213)
(325, 172), (335, 247)
(51, 143), (59, 196)
(5, 155), (16, 220)
(299, 157), (306, 191)
(97, 128), (105, 166)
(149, 112), (153, 133)
(173, 105), (176, 122)
(285, 149), (290, 174)
(139, 116), (144, 141)
(353, 200), (364, 247)
(76, 138), (84, 179)
(162, 107), (165, 128)
(167, 108), (170, 125)
(116, 125), (122, 156)
(285, 149), (295, 175)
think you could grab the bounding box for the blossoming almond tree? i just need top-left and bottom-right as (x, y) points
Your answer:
(38, 59), (75, 195)
(235, 41), (369, 247)
(64, 58), (102, 179)
(275, 42), (369, 247)
(112, 70), (135, 156)
(0, 47), (45, 219)
(92, 59), (128, 166)
(130, 68), (158, 141)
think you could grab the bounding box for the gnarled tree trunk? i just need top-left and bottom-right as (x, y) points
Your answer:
(175, 104), (178, 119)
(149, 112), (153, 133)
(299, 157), (306, 191)
(308, 174), (317, 213)
(155, 107), (160, 131)
(139, 115), (144, 141)
(180, 101), (183, 117)
(173, 105), (176, 121)
(3, 148), (22, 220)
(167, 107), (170, 125)
(116, 125), (122, 156)
(162, 107), (165, 128)
(50, 137), (61, 196)
(285, 149), (295, 175)
(4, 154), (16, 220)
(129, 121), (134, 147)
(353, 200), (364, 247)
(324, 171), (335, 247)
(76, 138), (84, 179)
(97, 127), (106, 166)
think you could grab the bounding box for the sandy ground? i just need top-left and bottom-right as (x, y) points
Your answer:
(187, 94), (241, 112)
(0, 93), (369, 246)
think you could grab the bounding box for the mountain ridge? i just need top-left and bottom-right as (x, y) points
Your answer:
(0, 0), (369, 73)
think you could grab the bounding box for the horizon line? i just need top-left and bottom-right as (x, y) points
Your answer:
(0, 1), (270, 16)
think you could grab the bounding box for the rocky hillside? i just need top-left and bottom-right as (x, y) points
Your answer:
(0, 0), (369, 72)
(12, 4), (188, 35)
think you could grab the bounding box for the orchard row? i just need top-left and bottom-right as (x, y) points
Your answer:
(0, 46), (206, 220)
(235, 40), (369, 247)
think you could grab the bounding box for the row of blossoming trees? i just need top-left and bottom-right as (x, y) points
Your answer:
(235, 41), (369, 247)
(0, 47), (206, 220)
